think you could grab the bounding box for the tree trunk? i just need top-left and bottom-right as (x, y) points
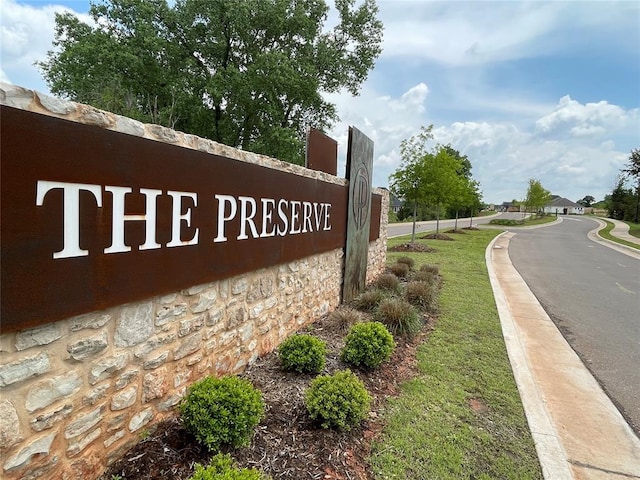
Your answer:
(411, 201), (417, 243)
(454, 210), (459, 231)
(436, 203), (441, 235)
(469, 208), (474, 228)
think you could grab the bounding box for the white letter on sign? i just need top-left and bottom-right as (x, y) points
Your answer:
(214, 194), (237, 243)
(104, 186), (162, 254)
(36, 180), (102, 259)
(167, 191), (199, 247)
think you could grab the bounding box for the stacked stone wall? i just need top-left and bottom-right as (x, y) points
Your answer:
(0, 84), (388, 480)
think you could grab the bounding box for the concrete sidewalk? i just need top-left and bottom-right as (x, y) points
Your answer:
(487, 232), (640, 480)
(606, 218), (640, 246)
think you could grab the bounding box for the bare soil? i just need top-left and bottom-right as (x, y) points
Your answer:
(101, 311), (435, 480)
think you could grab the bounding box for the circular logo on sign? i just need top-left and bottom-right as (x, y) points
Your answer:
(352, 165), (371, 229)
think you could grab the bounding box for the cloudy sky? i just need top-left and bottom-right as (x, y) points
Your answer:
(2, 0), (639, 204)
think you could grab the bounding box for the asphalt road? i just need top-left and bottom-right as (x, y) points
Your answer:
(507, 217), (640, 434)
(387, 212), (524, 237)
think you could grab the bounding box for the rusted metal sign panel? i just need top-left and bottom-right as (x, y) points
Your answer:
(1, 106), (350, 331)
(342, 127), (374, 303)
(305, 128), (338, 176)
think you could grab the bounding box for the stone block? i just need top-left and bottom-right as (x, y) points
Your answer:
(67, 331), (108, 360)
(3, 431), (55, 471)
(128, 408), (153, 432)
(0, 399), (22, 449)
(69, 312), (111, 332)
(15, 323), (63, 351)
(191, 289), (218, 314)
(114, 301), (154, 347)
(179, 314), (206, 337)
(143, 351), (169, 370)
(83, 385), (109, 406)
(67, 427), (101, 457)
(173, 332), (202, 361)
(142, 367), (168, 403)
(89, 353), (129, 385)
(65, 405), (104, 439)
(111, 386), (137, 411)
(0, 352), (50, 387)
(30, 404), (73, 432)
(114, 369), (139, 390)
(25, 371), (82, 413)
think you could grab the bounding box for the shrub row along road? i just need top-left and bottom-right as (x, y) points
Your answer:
(507, 216), (639, 435)
(386, 212), (524, 238)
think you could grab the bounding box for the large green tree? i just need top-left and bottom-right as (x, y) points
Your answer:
(422, 146), (464, 234)
(39, 0), (383, 164)
(389, 125), (434, 242)
(523, 178), (551, 217)
(622, 148), (640, 223)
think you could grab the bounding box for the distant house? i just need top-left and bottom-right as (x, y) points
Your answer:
(498, 202), (522, 213)
(544, 195), (585, 215)
(389, 193), (404, 213)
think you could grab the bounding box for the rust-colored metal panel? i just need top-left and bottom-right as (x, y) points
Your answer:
(305, 128), (337, 176)
(369, 193), (382, 242)
(342, 127), (374, 303)
(1, 106), (348, 332)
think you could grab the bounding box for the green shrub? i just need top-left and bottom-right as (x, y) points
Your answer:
(405, 280), (439, 313)
(352, 289), (386, 312)
(376, 273), (400, 292)
(375, 298), (422, 338)
(341, 321), (395, 370)
(180, 376), (264, 451)
(305, 370), (371, 430)
(189, 454), (268, 480)
(328, 307), (364, 333)
(396, 256), (415, 269)
(278, 334), (327, 373)
(389, 262), (410, 278)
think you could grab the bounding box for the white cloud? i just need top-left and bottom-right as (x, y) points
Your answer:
(0, 0), (92, 91)
(378, 1), (638, 67)
(327, 82), (637, 205)
(535, 95), (635, 139)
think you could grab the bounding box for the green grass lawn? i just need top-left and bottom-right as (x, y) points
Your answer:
(370, 230), (543, 479)
(596, 218), (640, 250)
(623, 220), (640, 239)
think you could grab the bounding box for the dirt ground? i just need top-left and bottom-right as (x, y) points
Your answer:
(101, 310), (434, 480)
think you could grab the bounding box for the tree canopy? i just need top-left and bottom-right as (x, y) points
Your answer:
(523, 178), (551, 216)
(389, 129), (481, 237)
(38, 0), (383, 164)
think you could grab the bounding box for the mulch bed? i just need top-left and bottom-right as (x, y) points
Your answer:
(388, 243), (436, 253)
(101, 311), (435, 480)
(420, 233), (454, 241)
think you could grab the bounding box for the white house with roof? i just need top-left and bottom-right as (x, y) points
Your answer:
(544, 195), (585, 215)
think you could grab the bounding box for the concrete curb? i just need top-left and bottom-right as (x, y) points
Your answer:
(589, 218), (640, 259)
(485, 232), (573, 479)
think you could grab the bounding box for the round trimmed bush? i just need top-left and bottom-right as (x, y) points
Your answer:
(189, 454), (267, 480)
(278, 334), (326, 373)
(180, 375), (264, 451)
(341, 321), (395, 370)
(375, 297), (422, 338)
(305, 370), (371, 430)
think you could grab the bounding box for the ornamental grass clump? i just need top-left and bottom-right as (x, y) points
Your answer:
(328, 306), (364, 333)
(180, 376), (264, 451)
(305, 370), (371, 430)
(376, 297), (422, 338)
(396, 255), (416, 269)
(278, 334), (326, 373)
(405, 280), (439, 313)
(389, 262), (410, 278)
(341, 321), (395, 370)
(352, 288), (386, 312)
(376, 273), (400, 292)
(189, 453), (268, 480)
